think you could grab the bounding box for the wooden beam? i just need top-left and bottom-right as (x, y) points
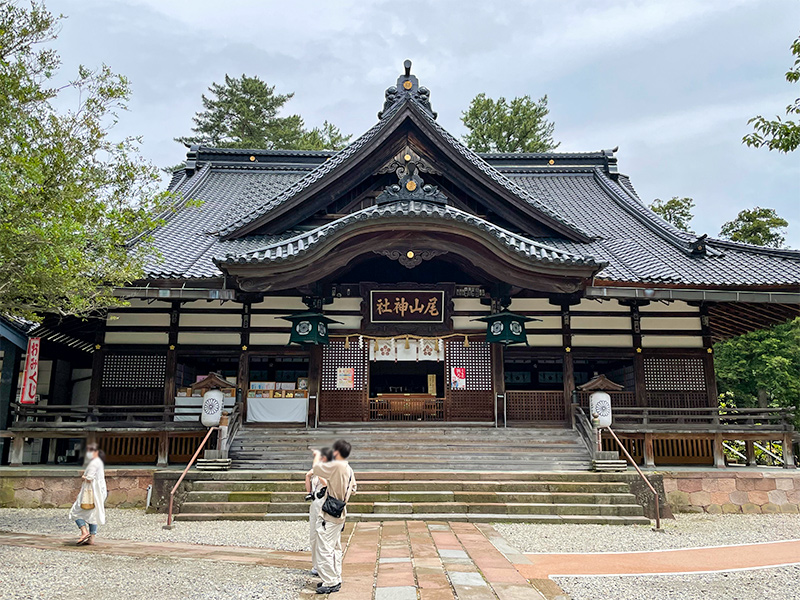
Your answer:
(163, 302), (180, 419)
(0, 338), (21, 461)
(88, 321), (106, 407)
(561, 304), (574, 425)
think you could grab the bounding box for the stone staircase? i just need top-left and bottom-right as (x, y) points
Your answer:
(229, 425), (592, 471)
(175, 426), (649, 525)
(175, 471), (650, 525)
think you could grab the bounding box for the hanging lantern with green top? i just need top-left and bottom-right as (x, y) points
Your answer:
(280, 311), (342, 345)
(473, 310), (540, 345)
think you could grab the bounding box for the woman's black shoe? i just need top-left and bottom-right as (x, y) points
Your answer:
(316, 583), (341, 594)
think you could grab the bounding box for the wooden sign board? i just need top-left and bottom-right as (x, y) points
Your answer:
(369, 290), (445, 324)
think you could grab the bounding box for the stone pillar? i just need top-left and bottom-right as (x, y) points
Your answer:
(713, 433), (726, 469)
(156, 432), (169, 468)
(643, 433), (656, 468)
(9, 434), (24, 467)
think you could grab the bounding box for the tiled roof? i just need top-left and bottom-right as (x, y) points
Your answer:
(215, 98), (591, 242)
(139, 112), (800, 289)
(216, 200), (600, 268)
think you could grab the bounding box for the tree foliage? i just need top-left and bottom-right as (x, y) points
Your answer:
(743, 34), (800, 153)
(649, 196), (695, 231)
(0, 1), (171, 321)
(719, 207), (788, 248)
(715, 319), (800, 419)
(461, 93), (559, 153)
(175, 74), (351, 151)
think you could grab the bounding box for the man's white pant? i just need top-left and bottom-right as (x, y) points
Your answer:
(309, 500), (322, 569)
(313, 515), (344, 587)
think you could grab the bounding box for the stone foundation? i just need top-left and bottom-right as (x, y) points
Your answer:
(0, 468), (156, 508)
(663, 471), (800, 514)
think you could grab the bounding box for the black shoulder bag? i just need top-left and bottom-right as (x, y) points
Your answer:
(322, 471), (352, 519)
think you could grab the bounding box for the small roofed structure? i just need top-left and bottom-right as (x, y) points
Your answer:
(577, 374), (625, 392)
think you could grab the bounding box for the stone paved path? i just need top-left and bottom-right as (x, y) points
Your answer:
(3, 528), (800, 599)
(299, 522), (548, 599)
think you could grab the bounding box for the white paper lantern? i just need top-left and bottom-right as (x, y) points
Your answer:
(589, 390), (612, 428)
(201, 389), (224, 427)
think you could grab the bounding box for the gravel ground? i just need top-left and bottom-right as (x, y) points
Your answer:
(494, 513), (800, 553)
(0, 508), (310, 551)
(555, 565), (800, 600)
(0, 544), (305, 600)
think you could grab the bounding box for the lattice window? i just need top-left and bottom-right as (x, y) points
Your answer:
(446, 341), (492, 391)
(506, 391), (565, 421)
(643, 357), (705, 391)
(101, 354), (166, 387)
(321, 341), (367, 391)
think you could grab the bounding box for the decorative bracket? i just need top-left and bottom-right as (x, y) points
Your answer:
(373, 249), (447, 269)
(375, 147), (447, 205)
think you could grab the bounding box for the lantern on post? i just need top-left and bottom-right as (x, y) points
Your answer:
(473, 308), (540, 346)
(191, 372), (232, 427)
(280, 311), (342, 345)
(577, 374), (624, 429)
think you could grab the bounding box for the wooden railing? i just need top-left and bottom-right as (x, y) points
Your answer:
(572, 405), (600, 459)
(576, 390), (637, 408)
(609, 407), (795, 431)
(606, 426), (661, 530)
(11, 402), (205, 429)
(369, 397), (444, 421)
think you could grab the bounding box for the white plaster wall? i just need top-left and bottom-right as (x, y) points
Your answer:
(105, 332), (169, 345)
(180, 313), (242, 328)
(640, 316), (702, 330)
(571, 316), (631, 330)
(642, 336), (704, 348)
(177, 332), (239, 345)
(571, 334), (633, 347)
(106, 312), (170, 327)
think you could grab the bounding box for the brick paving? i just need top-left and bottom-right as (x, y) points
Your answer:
(4, 525), (800, 599)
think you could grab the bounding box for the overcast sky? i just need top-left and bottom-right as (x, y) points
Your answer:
(51, 0), (800, 247)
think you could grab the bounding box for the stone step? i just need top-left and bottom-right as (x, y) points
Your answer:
(178, 500), (644, 517)
(173, 512), (651, 525)
(185, 489), (638, 505)
(189, 471), (635, 483)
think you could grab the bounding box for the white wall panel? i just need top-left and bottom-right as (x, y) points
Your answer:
(180, 313), (242, 328)
(252, 297), (307, 310)
(181, 300), (241, 311)
(526, 334), (563, 347)
(105, 332), (169, 345)
(640, 316), (702, 331)
(107, 312), (170, 327)
(249, 333), (290, 346)
(510, 299), (557, 311)
(329, 297), (362, 311)
(571, 316), (631, 330)
(642, 336), (704, 348)
(177, 332), (239, 345)
(329, 316), (362, 329)
(572, 334), (632, 347)
(640, 300), (698, 313)
(575, 299), (630, 312)
(452, 316), (486, 331)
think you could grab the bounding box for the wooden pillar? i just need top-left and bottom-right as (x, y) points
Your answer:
(745, 440), (756, 466)
(713, 432), (726, 468)
(784, 433), (796, 469)
(88, 320), (106, 407)
(0, 338), (21, 462)
(630, 304), (647, 407)
(307, 345), (322, 427)
(163, 302), (180, 421)
(491, 343), (505, 425)
(643, 433), (656, 468)
(561, 304), (574, 425)
(9, 434), (24, 467)
(699, 303), (719, 407)
(238, 302), (251, 421)
(156, 431), (169, 468)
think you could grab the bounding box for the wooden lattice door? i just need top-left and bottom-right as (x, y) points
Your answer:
(319, 341), (368, 422)
(445, 341), (494, 421)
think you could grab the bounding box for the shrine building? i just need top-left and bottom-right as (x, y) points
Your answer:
(2, 61), (799, 472)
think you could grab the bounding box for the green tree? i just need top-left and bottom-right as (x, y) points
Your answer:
(743, 34), (800, 153)
(714, 319), (800, 420)
(649, 197), (695, 231)
(0, 2), (170, 321)
(461, 93), (559, 153)
(719, 207), (788, 247)
(175, 74), (350, 151)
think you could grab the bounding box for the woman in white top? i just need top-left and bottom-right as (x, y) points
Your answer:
(305, 447), (333, 576)
(69, 444), (108, 545)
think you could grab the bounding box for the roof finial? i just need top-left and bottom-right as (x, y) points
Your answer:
(378, 59), (437, 120)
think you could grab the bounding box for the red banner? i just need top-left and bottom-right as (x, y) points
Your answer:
(19, 337), (41, 404)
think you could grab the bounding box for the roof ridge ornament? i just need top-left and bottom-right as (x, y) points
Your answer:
(378, 59), (437, 120)
(375, 147), (447, 205)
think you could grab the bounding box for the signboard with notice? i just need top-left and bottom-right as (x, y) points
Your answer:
(19, 337), (41, 404)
